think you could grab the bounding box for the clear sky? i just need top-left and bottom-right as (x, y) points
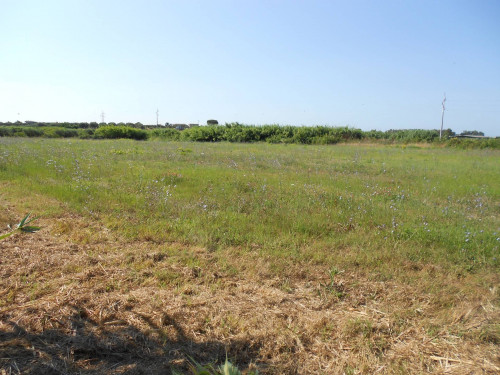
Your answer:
(1, 0), (499, 135)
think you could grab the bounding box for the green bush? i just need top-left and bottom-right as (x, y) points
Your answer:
(365, 130), (385, 139)
(181, 126), (226, 142)
(224, 124), (262, 142)
(151, 128), (181, 140)
(0, 127), (12, 137)
(78, 129), (95, 139)
(94, 125), (149, 140)
(447, 137), (500, 149)
(55, 128), (79, 138)
(22, 127), (44, 137)
(383, 129), (441, 142)
(12, 127), (27, 137)
(42, 127), (79, 138)
(312, 135), (340, 144)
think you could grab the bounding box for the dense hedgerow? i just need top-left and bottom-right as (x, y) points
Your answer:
(152, 124), (366, 144)
(0, 126), (93, 139)
(94, 126), (149, 140)
(447, 137), (500, 149)
(153, 124), (444, 144)
(0, 124), (147, 140)
(180, 125), (226, 142)
(1, 122), (497, 147)
(0, 121), (145, 129)
(150, 128), (181, 141)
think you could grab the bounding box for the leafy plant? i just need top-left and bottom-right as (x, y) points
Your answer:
(94, 125), (149, 140)
(0, 212), (41, 240)
(172, 356), (257, 375)
(319, 267), (346, 299)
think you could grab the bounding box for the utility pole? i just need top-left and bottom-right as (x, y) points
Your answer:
(156, 109), (159, 126)
(440, 93), (446, 140)
(101, 111), (105, 123)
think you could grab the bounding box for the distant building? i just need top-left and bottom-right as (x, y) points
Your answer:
(454, 135), (489, 139)
(174, 124), (189, 130)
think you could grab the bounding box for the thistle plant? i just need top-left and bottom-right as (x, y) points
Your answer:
(0, 212), (40, 241)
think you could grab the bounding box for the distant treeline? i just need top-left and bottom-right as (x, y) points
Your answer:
(0, 121), (146, 129)
(152, 124), (456, 144)
(0, 125), (147, 140)
(1, 121), (498, 148)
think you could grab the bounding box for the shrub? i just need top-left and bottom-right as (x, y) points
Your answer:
(22, 127), (44, 137)
(0, 127), (12, 137)
(41, 127), (79, 138)
(312, 135), (340, 144)
(181, 126), (225, 142)
(55, 128), (79, 138)
(365, 130), (385, 139)
(292, 127), (315, 144)
(78, 129), (95, 139)
(94, 125), (149, 140)
(151, 128), (181, 140)
(225, 124), (261, 142)
(12, 127), (27, 137)
(383, 129), (440, 143)
(447, 137), (500, 149)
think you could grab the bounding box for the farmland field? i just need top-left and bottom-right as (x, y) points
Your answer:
(1, 138), (499, 374)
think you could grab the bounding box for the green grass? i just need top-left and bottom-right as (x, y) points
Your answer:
(1, 138), (499, 277)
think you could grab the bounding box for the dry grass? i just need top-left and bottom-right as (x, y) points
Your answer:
(1, 200), (498, 375)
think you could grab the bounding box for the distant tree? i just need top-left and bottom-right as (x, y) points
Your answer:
(207, 119), (218, 125)
(442, 128), (455, 138)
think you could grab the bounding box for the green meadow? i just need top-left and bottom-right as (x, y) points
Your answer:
(1, 137), (499, 373)
(1, 138), (498, 277)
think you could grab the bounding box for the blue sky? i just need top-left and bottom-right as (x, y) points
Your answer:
(1, 0), (499, 135)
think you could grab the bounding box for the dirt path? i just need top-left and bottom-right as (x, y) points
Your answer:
(1, 206), (498, 374)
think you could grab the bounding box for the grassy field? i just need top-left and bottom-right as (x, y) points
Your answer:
(0, 138), (499, 374)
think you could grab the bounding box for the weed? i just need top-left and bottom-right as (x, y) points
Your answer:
(0, 212), (40, 240)
(172, 356), (257, 375)
(318, 267), (346, 299)
(345, 318), (373, 338)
